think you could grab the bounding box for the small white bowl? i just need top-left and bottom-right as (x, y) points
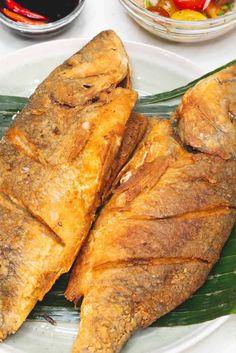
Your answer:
(120, 0), (236, 42)
(0, 0), (86, 38)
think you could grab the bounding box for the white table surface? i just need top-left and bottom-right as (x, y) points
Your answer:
(0, 0), (235, 352)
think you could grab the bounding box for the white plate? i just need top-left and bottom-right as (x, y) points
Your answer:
(0, 38), (228, 353)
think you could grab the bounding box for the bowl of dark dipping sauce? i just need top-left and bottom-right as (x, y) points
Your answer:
(0, 0), (86, 37)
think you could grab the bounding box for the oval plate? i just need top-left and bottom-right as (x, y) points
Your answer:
(0, 38), (228, 353)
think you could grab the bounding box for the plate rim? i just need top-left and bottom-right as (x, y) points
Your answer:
(154, 316), (229, 353)
(0, 36), (203, 78)
(0, 37), (227, 353)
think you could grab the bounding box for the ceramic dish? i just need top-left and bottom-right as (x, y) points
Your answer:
(0, 38), (229, 353)
(0, 0), (85, 38)
(120, 0), (236, 42)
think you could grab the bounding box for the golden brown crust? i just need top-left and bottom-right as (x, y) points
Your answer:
(0, 31), (137, 341)
(9, 30), (132, 166)
(0, 89), (137, 247)
(67, 81), (236, 353)
(70, 262), (210, 353)
(175, 65), (236, 160)
(101, 113), (149, 202)
(0, 193), (62, 340)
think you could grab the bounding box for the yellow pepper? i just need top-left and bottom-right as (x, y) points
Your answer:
(171, 9), (207, 20)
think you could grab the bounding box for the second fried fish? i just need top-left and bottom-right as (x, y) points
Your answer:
(66, 65), (236, 353)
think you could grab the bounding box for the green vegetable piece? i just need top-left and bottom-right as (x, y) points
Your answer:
(144, 0), (153, 9)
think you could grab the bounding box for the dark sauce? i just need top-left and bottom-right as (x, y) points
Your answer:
(15, 0), (80, 22)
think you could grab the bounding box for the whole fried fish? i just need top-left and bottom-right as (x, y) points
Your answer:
(0, 31), (147, 341)
(66, 65), (236, 353)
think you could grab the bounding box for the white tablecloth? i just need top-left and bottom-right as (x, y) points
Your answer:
(0, 0), (235, 352)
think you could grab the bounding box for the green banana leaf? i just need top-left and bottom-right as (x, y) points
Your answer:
(0, 59), (235, 327)
(0, 95), (27, 138)
(136, 59), (236, 107)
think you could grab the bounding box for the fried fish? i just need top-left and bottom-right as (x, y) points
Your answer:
(66, 65), (236, 353)
(0, 30), (144, 341)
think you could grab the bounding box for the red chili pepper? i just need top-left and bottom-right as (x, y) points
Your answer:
(173, 0), (210, 10)
(5, 0), (48, 21)
(1, 8), (46, 25)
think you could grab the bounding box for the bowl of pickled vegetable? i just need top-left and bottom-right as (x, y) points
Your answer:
(120, 0), (236, 42)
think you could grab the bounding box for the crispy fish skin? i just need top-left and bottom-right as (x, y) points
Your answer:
(101, 113), (149, 202)
(0, 89), (137, 247)
(0, 31), (140, 341)
(175, 64), (236, 160)
(0, 193), (63, 340)
(8, 30), (132, 165)
(66, 67), (236, 353)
